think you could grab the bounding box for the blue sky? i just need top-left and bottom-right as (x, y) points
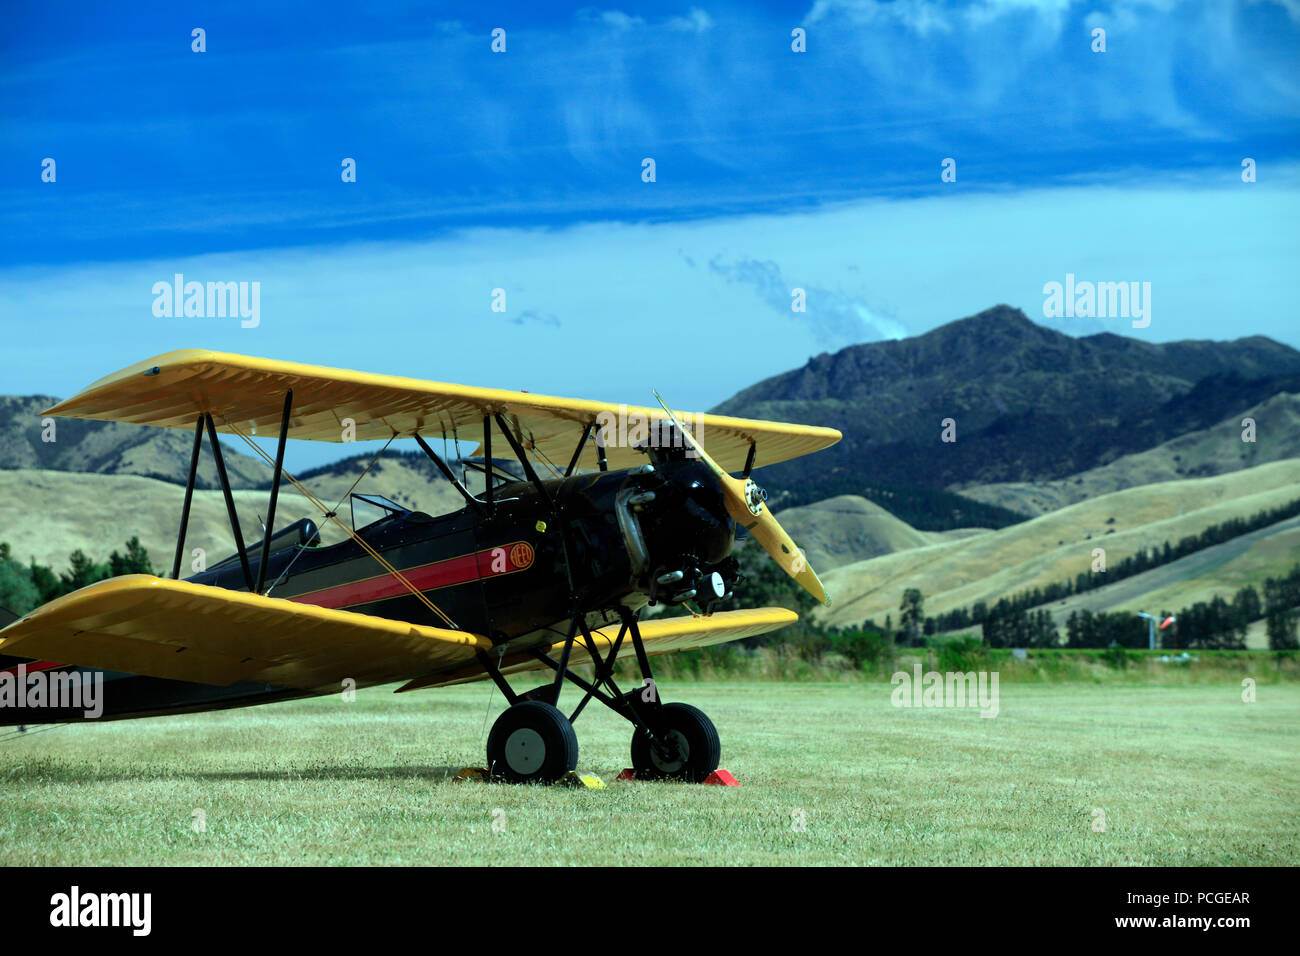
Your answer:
(2, 0), (1299, 470)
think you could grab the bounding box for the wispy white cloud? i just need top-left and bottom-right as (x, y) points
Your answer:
(667, 8), (715, 32)
(805, 0), (1300, 140)
(577, 9), (646, 29)
(5, 175), (1298, 466)
(3, 1), (1298, 269)
(707, 256), (902, 349)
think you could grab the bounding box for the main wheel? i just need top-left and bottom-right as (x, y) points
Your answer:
(486, 701), (579, 784)
(630, 702), (720, 782)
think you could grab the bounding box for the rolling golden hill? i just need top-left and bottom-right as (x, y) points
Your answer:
(955, 392), (1300, 516)
(774, 494), (988, 571)
(0, 464), (464, 574)
(819, 458), (1300, 628)
(1010, 517), (1300, 649)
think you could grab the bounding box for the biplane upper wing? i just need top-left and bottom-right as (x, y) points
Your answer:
(0, 575), (491, 691)
(396, 606), (799, 692)
(42, 350), (840, 473)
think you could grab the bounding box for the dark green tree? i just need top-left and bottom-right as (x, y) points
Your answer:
(0, 546), (39, 616)
(899, 589), (924, 647)
(60, 550), (109, 593)
(1266, 607), (1299, 650)
(109, 536), (154, 576)
(28, 559), (61, 604)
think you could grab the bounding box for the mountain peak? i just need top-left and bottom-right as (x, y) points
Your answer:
(950, 304), (1038, 330)
(712, 304), (1300, 498)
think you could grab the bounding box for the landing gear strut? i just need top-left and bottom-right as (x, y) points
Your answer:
(476, 607), (720, 784)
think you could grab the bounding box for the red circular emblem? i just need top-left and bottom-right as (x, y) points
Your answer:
(509, 542), (534, 569)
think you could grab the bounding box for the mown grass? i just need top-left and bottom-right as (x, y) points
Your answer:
(1, 680), (1296, 865)
(643, 643), (1300, 684)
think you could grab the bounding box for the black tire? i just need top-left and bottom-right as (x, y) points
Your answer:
(630, 702), (720, 782)
(486, 700), (579, 784)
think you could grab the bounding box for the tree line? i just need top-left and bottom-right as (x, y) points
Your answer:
(0, 539), (155, 616)
(926, 496), (1300, 635)
(978, 566), (1300, 650)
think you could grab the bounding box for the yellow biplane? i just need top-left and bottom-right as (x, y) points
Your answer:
(0, 350), (839, 782)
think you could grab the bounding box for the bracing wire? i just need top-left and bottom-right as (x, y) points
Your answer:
(261, 434), (393, 596)
(224, 422), (458, 629)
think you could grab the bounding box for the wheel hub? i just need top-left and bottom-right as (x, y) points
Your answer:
(504, 727), (546, 775)
(649, 729), (690, 773)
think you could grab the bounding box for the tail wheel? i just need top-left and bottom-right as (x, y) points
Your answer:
(487, 701), (579, 784)
(630, 702), (720, 782)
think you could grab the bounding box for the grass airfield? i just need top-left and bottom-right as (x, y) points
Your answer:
(2, 680), (1296, 866)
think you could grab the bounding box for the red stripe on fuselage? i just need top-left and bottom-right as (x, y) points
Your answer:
(288, 543), (530, 611)
(0, 660), (64, 675)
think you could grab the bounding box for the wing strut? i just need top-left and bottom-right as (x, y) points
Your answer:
(481, 414), (493, 512)
(254, 390), (294, 594)
(205, 413), (255, 592)
(564, 422), (594, 478)
(493, 412), (552, 508)
(413, 433), (485, 517)
(168, 392), (297, 593)
(171, 415), (205, 580)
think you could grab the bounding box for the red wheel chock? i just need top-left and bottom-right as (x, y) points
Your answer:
(702, 769), (740, 786)
(615, 768), (739, 785)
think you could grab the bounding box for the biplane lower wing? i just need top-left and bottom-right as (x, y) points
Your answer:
(396, 606), (798, 692)
(0, 576), (797, 696)
(0, 575), (490, 691)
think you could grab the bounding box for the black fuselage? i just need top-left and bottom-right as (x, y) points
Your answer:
(1, 455), (737, 725)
